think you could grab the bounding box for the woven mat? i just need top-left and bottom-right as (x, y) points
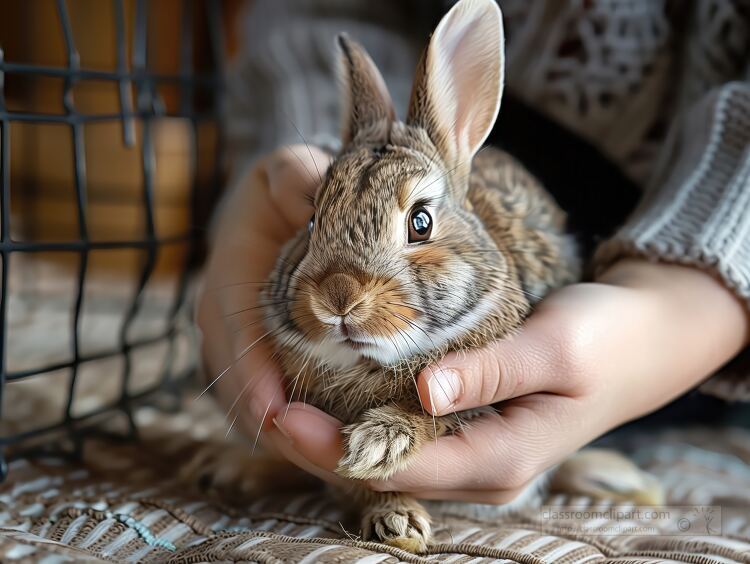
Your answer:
(2, 387), (750, 564)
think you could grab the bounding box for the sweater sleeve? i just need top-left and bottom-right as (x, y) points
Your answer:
(224, 0), (432, 182)
(593, 80), (750, 399)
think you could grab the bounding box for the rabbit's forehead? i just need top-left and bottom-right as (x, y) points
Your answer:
(397, 169), (449, 209)
(318, 151), (445, 213)
(310, 149), (448, 257)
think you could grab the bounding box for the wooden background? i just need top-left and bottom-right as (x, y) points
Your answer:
(0, 0), (243, 276)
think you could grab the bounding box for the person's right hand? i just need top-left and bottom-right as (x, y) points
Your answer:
(195, 144), (337, 464)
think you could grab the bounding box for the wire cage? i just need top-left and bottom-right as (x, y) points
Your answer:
(0, 0), (227, 479)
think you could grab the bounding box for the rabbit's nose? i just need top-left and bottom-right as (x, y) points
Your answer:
(320, 272), (364, 316)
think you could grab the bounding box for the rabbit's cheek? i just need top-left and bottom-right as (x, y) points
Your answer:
(405, 244), (450, 272)
(288, 292), (329, 341)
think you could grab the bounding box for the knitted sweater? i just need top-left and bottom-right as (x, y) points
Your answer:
(225, 0), (750, 400)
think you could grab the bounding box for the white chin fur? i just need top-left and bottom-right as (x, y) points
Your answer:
(298, 338), (363, 370)
(299, 337), (395, 369)
(370, 292), (501, 365)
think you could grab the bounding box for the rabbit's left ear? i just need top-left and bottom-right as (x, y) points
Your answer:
(407, 0), (504, 168)
(337, 34), (396, 148)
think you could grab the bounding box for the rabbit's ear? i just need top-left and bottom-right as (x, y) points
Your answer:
(407, 0), (504, 167)
(337, 34), (396, 147)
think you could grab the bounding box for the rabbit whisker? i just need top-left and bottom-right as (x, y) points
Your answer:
(286, 116), (324, 184)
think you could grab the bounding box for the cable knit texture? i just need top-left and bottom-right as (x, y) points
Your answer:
(594, 82), (750, 400)
(227, 0), (750, 400)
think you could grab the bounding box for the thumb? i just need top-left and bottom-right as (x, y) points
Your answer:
(417, 313), (581, 415)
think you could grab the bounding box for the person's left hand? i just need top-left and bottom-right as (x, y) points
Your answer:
(273, 259), (749, 502)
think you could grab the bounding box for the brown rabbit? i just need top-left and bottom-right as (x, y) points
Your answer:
(192, 0), (662, 553)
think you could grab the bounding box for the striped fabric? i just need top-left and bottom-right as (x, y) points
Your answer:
(1, 393), (749, 563)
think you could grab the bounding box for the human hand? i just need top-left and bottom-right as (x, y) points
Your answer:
(195, 144), (336, 465)
(274, 259), (749, 501)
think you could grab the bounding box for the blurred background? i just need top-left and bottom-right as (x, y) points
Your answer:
(0, 0), (243, 461)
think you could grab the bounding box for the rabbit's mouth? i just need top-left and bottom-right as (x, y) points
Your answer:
(335, 319), (376, 351)
(341, 337), (372, 351)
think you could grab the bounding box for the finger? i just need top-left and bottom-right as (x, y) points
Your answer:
(272, 405), (525, 502)
(197, 287), (287, 432)
(417, 311), (581, 415)
(268, 145), (332, 229)
(237, 345), (288, 429)
(266, 404), (527, 501)
(372, 395), (581, 492)
(208, 339), (288, 434)
(264, 428), (350, 489)
(197, 152), (320, 437)
(273, 401), (345, 473)
(213, 161), (298, 248)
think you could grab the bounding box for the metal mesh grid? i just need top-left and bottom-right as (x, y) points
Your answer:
(0, 0), (225, 479)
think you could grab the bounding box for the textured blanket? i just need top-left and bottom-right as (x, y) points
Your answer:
(2, 389), (750, 563)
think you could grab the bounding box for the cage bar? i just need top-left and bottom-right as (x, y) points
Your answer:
(0, 0), (224, 478)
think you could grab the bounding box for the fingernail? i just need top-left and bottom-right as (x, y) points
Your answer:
(427, 368), (462, 415)
(272, 417), (294, 443)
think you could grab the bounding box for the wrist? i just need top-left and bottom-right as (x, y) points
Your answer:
(599, 256), (750, 362)
(597, 258), (722, 291)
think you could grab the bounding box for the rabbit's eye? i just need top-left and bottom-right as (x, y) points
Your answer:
(408, 207), (432, 243)
(308, 214), (315, 234)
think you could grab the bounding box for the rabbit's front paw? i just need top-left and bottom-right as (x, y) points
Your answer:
(337, 412), (416, 480)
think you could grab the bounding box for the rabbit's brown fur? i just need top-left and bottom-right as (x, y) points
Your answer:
(266, 140), (580, 476)
(259, 0), (584, 549)
(263, 143), (581, 552)
(191, 0), (661, 553)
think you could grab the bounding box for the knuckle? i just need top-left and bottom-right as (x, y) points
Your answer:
(266, 147), (300, 191)
(485, 441), (540, 490)
(479, 343), (529, 403)
(477, 347), (505, 405)
(550, 318), (594, 385)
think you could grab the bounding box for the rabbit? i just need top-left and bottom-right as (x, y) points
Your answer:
(190, 0), (662, 553)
